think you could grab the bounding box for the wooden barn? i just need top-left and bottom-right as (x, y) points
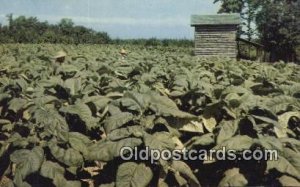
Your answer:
(191, 14), (240, 58)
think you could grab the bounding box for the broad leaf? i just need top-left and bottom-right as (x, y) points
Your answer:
(86, 138), (142, 162)
(10, 147), (44, 186)
(278, 175), (300, 186)
(48, 141), (83, 167)
(104, 112), (134, 134)
(218, 168), (248, 187)
(40, 160), (65, 180)
(116, 162), (153, 187)
(171, 160), (200, 185)
(60, 102), (98, 129)
(216, 120), (238, 144)
(144, 132), (176, 151)
(214, 135), (253, 151)
(202, 115), (217, 133)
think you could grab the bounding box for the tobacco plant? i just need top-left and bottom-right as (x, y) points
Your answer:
(0, 44), (300, 187)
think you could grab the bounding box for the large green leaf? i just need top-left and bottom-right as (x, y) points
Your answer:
(213, 135), (253, 151)
(218, 168), (248, 187)
(40, 160), (65, 180)
(48, 141), (83, 167)
(278, 175), (300, 186)
(184, 133), (215, 149)
(266, 96), (300, 114)
(34, 107), (69, 140)
(255, 135), (283, 152)
(179, 120), (204, 133)
(8, 98), (29, 113)
(107, 126), (144, 141)
(148, 92), (195, 118)
(60, 102), (98, 129)
(171, 160), (200, 186)
(68, 132), (91, 156)
(280, 138), (300, 152)
(116, 162), (153, 187)
(144, 132), (176, 151)
(40, 160), (81, 187)
(63, 78), (82, 96)
(104, 112), (134, 134)
(216, 120), (238, 144)
(121, 91), (150, 112)
(167, 118), (204, 133)
(267, 148), (300, 180)
(83, 95), (112, 111)
(86, 138), (142, 162)
(53, 173), (81, 187)
(275, 111), (300, 138)
(10, 147), (44, 186)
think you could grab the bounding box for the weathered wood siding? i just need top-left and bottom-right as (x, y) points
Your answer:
(194, 25), (238, 58)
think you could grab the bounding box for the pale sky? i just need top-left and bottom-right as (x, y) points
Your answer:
(0, 0), (220, 39)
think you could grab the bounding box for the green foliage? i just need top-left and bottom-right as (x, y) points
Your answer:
(0, 44), (300, 186)
(214, 0), (300, 62)
(219, 168), (248, 186)
(112, 38), (193, 47)
(116, 162), (153, 187)
(255, 0), (300, 62)
(214, 0), (257, 40)
(0, 14), (111, 44)
(0, 14), (193, 47)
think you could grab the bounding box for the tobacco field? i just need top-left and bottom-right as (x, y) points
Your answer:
(0, 44), (300, 187)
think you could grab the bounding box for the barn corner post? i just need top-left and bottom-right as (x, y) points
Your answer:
(190, 14), (241, 59)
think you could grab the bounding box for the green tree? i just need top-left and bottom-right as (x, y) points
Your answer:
(0, 14), (111, 45)
(215, 0), (300, 62)
(255, 0), (300, 61)
(58, 18), (74, 28)
(214, 0), (258, 40)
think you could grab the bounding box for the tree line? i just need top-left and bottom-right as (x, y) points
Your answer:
(113, 38), (193, 47)
(214, 0), (300, 62)
(0, 14), (193, 47)
(0, 14), (111, 44)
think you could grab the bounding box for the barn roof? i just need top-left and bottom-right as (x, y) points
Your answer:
(191, 14), (240, 26)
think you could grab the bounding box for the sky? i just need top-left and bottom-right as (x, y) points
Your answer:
(0, 0), (220, 39)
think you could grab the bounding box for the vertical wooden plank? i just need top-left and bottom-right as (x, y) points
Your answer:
(193, 25), (238, 58)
